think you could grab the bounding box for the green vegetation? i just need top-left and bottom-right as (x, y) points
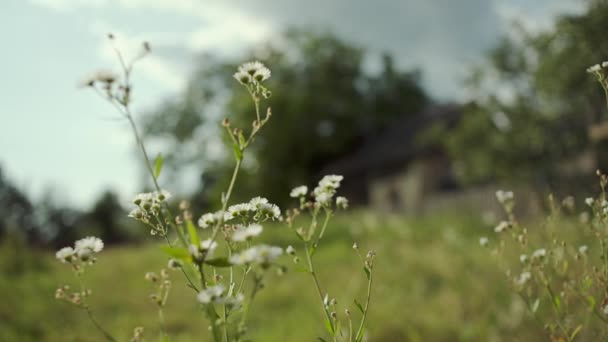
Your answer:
(443, 0), (608, 190)
(1, 210), (547, 341)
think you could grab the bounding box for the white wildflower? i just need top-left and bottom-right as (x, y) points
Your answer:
(286, 245), (296, 256)
(290, 185), (308, 198)
(155, 189), (171, 202)
(259, 203), (281, 220)
(56, 247), (75, 263)
(587, 64), (602, 73)
(585, 197), (594, 207)
(74, 236), (104, 258)
(80, 69), (118, 87)
(249, 196), (269, 208)
(495, 190), (514, 204)
(198, 211), (230, 229)
(494, 221), (510, 233)
(315, 191), (333, 205)
(200, 239), (218, 253)
(531, 248), (547, 260)
(516, 271), (531, 286)
(128, 208), (143, 220)
(253, 67), (271, 82)
(133, 192), (153, 206)
(231, 224), (263, 242)
(219, 293), (245, 307)
(198, 213), (216, 229)
(189, 244), (201, 260)
(239, 61), (265, 75)
(235, 61), (271, 84)
(579, 245), (588, 254)
(336, 196), (349, 209)
(168, 259), (182, 269)
(479, 237), (489, 247)
(228, 203), (254, 218)
(233, 70), (252, 85)
(229, 245), (283, 266)
(197, 285), (225, 304)
(318, 175), (343, 190)
(520, 254), (528, 264)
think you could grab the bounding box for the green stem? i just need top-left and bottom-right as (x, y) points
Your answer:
(545, 284), (571, 342)
(304, 241), (336, 340)
(348, 315), (353, 342)
(125, 113), (188, 246)
(158, 307), (168, 341)
(85, 307), (117, 342)
(355, 266), (373, 342)
(317, 209), (332, 242)
(77, 276), (117, 342)
(206, 158), (242, 249)
(239, 272), (262, 339)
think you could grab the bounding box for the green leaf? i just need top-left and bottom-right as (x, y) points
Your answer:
(587, 295), (596, 311)
(554, 295), (561, 310)
(232, 143), (243, 161)
(309, 243), (317, 257)
(154, 153), (163, 179)
(354, 299), (364, 314)
(238, 130), (246, 147)
(323, 318), (334, 335)
(363, 266), (371, 280)
(356, 326), (365, 342)
(531, 298), (540, 313)
(160, 246), (190, 261)
(204, 257), (232, 268)
(317, 338), (328, 342)
(570, 324), (583, 341)
(186, 220), (200, 246)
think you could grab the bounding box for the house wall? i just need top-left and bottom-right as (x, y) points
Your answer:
(368, 158), (542, 218)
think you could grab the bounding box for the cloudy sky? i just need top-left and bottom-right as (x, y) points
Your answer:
(0, 0), (585, 208)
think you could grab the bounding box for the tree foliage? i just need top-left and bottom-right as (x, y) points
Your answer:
(444, 0), (608, 190)
(143, 29), (429, 205)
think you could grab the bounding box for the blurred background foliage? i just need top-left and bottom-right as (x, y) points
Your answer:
(142, 29), (429, 207)
(442, 0), (608, 193)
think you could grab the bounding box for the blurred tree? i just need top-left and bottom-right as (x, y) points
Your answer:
(76, 191), (141, 245)
(143, 29), (429, 205)
(443, 0), (608, 191)
(0, 166), (41, 244)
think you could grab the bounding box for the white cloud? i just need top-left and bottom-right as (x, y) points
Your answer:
(30, 0), (107, 11)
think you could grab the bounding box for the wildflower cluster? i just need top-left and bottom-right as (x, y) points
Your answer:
(284, 176), (375, 341)
(56, 236), (104, 268)
(477, 63), (608, 340)
(484, 173), (608, 340)
(232, 61), (272, 100)
(128, 190), (172, 235)
(54, 35), (374, 342)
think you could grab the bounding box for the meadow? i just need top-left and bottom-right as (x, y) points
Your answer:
(1, 209), (548, 342)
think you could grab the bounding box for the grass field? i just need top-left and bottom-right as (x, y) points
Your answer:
(0, 210), (544, 341)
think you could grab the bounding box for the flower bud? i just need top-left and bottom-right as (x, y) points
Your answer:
(145, 272), (158, 282)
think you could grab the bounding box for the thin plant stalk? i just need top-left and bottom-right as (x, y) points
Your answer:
(355, 268), (373, 342)
(77, 276), (117, 342)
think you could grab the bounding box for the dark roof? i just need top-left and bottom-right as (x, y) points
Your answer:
(323, 105), (461, 176)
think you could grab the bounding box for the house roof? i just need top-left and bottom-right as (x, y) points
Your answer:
(322, 104), (461, 176)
